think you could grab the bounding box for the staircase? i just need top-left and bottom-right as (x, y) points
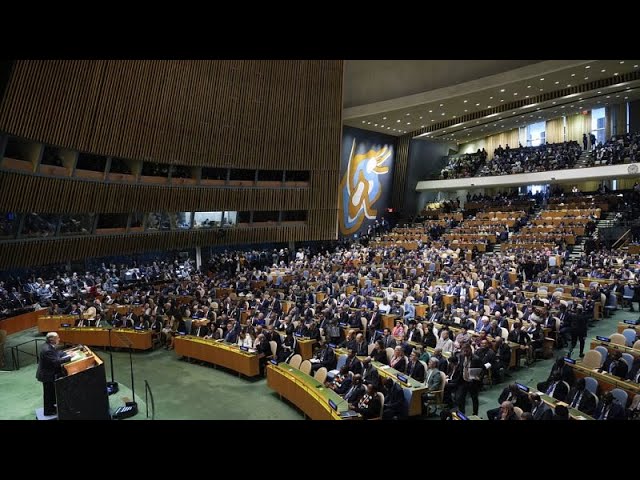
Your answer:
(575, 151), (593, 168)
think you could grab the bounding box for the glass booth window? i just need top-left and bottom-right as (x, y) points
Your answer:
(591, 107), (606, 145)
(526, 121), (546, 147)
(172, 212), (192, 229)
(193, 212), (222, 229)
(0, 212), (19, 238)
(60, 214), (95, 235)
(146, 212), (171, 231)
(22, 213), (58, 237)
(222, 211), (237, 226)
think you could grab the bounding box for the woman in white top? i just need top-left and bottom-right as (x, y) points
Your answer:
(237, 331), (254, 349)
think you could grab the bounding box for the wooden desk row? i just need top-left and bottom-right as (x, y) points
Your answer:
(174, 335), (260, 377)
(618, 322), (640, 334)
(334, 348), (427, 417)
(568, 361), (639, 404)
(266, 363), (356, 420)
(58, 327), (153, 350)
(590, 338), (640, 359)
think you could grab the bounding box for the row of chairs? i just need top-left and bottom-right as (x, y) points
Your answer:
(284, 353), (387, 418)
(610, 330), (640, 348)
(583, 347), (636, 373)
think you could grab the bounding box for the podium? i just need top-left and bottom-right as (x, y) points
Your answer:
(54, 346), (110, 420)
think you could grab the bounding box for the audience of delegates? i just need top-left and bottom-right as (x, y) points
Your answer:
(440, 150), (487, 179)
(476, 142), (581, 177)
(3, 186), (640, 420)
(592, 132), (640, 166)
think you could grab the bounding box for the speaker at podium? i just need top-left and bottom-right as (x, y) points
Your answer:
(55, 346), (110, 420)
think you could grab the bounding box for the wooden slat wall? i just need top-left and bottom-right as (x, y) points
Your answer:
(0, 224), (339, 270)
(0, 60), (343, 170)
(391, 134), (411, 211)
(0, 60), (343, 265)
(0, 171), (311, 213)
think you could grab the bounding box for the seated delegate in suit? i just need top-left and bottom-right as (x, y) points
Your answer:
(311, 344), (337, 373)
(487, 384), (530, 421)
(443, 355), (461, 406)
(543, 372), (569, 402)
(594, 392), (626, 420)
(343, 374), (366, 405)
(327, 365), (353, 395)
(498, 401), (519, 421)
(382, 377), (407, 420)
(361, 357), (380, 388)
(344, 348), (363, 375)
(422, 357), (443, 399)
(566, 378), (597, 416)
(435, 330), (454, 354)
(599, 350), (629, 379)
(354, 383), (382, 420)
(628, 357), (640, 384)
(405, 350), (425, 382)
(528, 393), (552, 421)
(370, 340), (388, 365)
(537, 357), (575, 393)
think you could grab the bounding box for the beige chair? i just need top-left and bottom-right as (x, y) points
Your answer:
(385, 347), (394, 364)
(299, 359), (312, 375)
(513, 406), (523, 419)
(609, 333), (627, 346)
(269, 340), (278, 357)
(368, 343), (376, 356)
(500, 327), (509, 340)
(582, 350), (602, 369)
(633, 340), (640, 350)
(314, 367), (328, 384)
(288, 354), (303, 369)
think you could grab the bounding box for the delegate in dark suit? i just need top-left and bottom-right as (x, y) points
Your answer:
(36, 335), (72, 416)
(566, 384), (597, 416)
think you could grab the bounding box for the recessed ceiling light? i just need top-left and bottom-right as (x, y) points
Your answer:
(616, 95), (620, 98)
(579, 106), (582, 109)
(512, 111), (516, 114)
(429, 110), (433, 113)
(540, 88), (544, 91)
(601, 69), (606, 72)
(476, 103), (480, 106)
(431, 119), (435, 122)
(387, 127), (390, 129)
(476, 121), (479, 124)
(606, 96), (611, 98)
(374, 124), (378, 126)
(397, 120), (400, 123)
(525, 95), (529, 98)
(625, 96), (628, 100)
(406, 122), (411, 125)
(555, 81), (560, 84)
(441, 113), (445, 116)
(443, 131), (446, 133)
(571, 73), (576, 77)
(570, 105), (574, 107)
(561, 106), (565, 109)
(614, 73), (619, 76)
(585, 65), (591, 69)
(552, 101), (556, 104)
(584, 77), (589, 80)
(513, 92), (518, 96)
(382, 117), (387, 120)
(453, 115), (456, 118)
(540, 78), (544, 81)
(635, 65), (639, 68)
(439, 104), (443, 107)
(464, 109), (468, 112)
(500, 99), (504, 102)
(527, 85), (532, 88)
(500, 89), (505, 93)
(421, 125), (425, 128)
(367, 122), (371, 124)
(567, 84), (571, 87)
(463, 100), (468, 103)
(406, 113), (411, 116)
(362, 121), (365, 123)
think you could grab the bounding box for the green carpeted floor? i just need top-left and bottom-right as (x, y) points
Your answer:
(1, 307), (634, 420)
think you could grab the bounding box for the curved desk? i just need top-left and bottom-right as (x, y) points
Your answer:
(58, 327), (152, 350)
(266, 362), (357, 420)
(174, 335), (260, 377)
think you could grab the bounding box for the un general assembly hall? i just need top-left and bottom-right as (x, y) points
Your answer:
(1, 59), (640, 421)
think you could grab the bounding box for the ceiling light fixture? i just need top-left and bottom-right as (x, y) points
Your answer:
(585, 65), (590, 69)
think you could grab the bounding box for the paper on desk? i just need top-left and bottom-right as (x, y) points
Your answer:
(380, 365), (391, 370)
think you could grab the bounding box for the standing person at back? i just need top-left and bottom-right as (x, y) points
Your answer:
(583, 133), (588, 151)
(36, 332), (73, 416)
